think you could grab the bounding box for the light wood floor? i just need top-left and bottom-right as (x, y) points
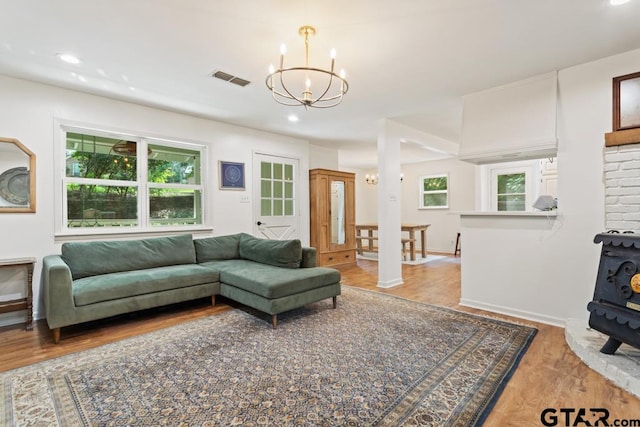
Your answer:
(1, 255), (638, 426)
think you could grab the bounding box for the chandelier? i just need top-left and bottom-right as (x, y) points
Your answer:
(365, 173), (404, 185)
(111, 141), (152, 157)
(266, 25), (348, 109)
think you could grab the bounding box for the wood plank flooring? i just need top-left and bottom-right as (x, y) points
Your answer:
(1, 255), (638, 426)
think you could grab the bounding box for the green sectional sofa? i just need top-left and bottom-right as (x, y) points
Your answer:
(42, 233), (341, 343)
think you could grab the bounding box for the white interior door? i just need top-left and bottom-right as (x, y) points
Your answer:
(253, 153), (300, 240)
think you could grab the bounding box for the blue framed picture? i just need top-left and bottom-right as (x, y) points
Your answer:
(219, 161), (245, 190)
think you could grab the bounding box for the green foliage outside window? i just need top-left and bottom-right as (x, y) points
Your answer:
(497, 173), (525, 211)
(420, 175), (448, 208)
(64, 132), (203, 228)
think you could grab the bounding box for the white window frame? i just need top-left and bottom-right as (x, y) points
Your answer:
(54, 121), (210, 237)
(489, 165), (534, 212)
(418, 174), (449, 209)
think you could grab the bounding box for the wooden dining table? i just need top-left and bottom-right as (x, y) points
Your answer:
(356, 223), (430, 261)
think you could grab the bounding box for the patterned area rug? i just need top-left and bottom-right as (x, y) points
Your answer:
(1, 286), (536, 426)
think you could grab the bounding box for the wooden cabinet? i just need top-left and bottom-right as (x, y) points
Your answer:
(309, 169), (356, 266)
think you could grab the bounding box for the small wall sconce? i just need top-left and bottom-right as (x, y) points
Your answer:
(365, 173), (404, 185)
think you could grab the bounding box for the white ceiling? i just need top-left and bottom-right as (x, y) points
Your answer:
(2, 0), (640, 168)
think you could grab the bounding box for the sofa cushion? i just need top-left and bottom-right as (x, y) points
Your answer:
(201, 259), (340, 299)
(194, 233), (241, 263)
(238, 234), (302, 269)
(72, 264), (219, 306)
(62, 234), (196, 280)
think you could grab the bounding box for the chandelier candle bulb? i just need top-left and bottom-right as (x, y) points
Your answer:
(265, 25), (349, 109)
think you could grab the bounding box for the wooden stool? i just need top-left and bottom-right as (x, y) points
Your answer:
(401, 238), (415, 261)
(454, 233), (461, 256)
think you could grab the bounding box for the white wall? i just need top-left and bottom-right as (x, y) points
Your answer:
(401, 159), (476, 253)
(309, 144), (339, 170)
(460, 47), (640, 326)
(353, 169), (379, 225)
(0, 75), (314, 326)
(353, 160), (476, 253)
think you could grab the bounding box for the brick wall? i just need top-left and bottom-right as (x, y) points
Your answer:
(604, 144), (640, 232)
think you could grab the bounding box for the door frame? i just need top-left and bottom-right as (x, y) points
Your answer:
(252, 150), (305, 241)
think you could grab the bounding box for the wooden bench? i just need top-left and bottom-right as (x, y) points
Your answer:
(356, 236), (415, 260)
(356, 235), (378, 254)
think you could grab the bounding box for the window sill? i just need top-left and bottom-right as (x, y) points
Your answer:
(458, 211), (557, 218)
(54, 226), (214, 242)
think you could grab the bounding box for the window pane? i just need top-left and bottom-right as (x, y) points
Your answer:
(66, 133), (137, 181)
(261, 162), (271, 179)
(66, 184), (138, 227)
(284, 200), (294, 216)
(149, 188), (201, 226)
(498, 195), (525, 211)
(273, 163), (283, 180)
(261, 179), (271, 197)
(284, 164), (293, 181)
(423, 193), (448, 207)
(261, 199), (271, 216)
(273, 200), (283, 216)
(148, 144), (200, 185)
(284, 182), (293, 198)
(273, 181), (283, 198)
(423, 176), (447, 191)
(497, 173), (525, 194)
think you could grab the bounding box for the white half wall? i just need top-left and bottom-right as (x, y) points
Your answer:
(460, 47), (640, 326)
(0, 75), (312, 327)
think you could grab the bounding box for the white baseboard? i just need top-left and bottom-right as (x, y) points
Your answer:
(459, 298), (565, 327)
(377, 278), (404, 288)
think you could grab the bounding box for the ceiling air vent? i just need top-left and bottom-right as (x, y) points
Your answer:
(212, 70), (251, 87)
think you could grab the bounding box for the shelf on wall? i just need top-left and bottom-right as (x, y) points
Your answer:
(605, 128), (640, 147)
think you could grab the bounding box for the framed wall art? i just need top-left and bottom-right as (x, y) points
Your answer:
(613, 71), (640, 132)
(219, 161), (245, 190)
(0, 137), (36, 213)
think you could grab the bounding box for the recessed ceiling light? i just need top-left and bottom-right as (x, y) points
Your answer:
(57, 53), (81, 64)
(610, 0), (631, 5)
(288, 114), (299, 122)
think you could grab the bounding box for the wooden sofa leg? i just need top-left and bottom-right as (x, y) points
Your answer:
(52, 328), (61, 344)
(272, 314), (278, 329)
(333, 296), (337, 309)
(211, 295), (216, 306)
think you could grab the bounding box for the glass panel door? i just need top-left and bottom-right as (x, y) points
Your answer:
(254, 154), (299, 240)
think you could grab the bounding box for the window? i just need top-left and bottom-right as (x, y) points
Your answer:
(260, 160), (295, 217)
(489, 165), (533, 212)
(480, 158), (557, 212)
(419, 174), (448, 209)
(61, 128), (206, 233)
(496, 173), (526, 211)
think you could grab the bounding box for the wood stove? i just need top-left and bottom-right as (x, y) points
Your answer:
(588, 232), (640, 354)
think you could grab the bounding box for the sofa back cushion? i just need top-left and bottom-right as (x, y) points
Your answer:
(239, 233), (302, 269)
(62, 234), (196, 280)
(194, 233), (242, 263)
